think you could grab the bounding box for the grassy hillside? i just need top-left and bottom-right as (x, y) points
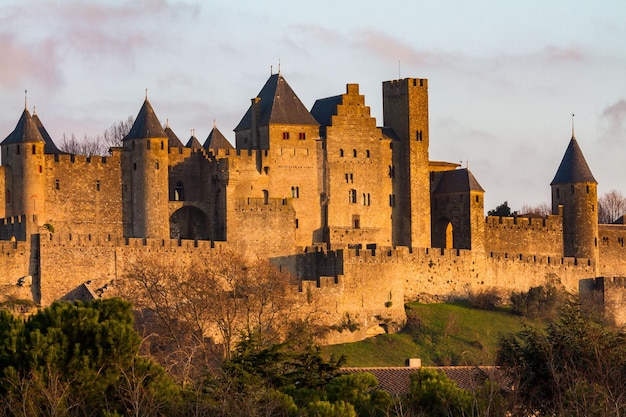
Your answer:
(323, 301), (535, 367)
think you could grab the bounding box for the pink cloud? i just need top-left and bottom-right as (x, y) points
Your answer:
(0, 33), (62, 89)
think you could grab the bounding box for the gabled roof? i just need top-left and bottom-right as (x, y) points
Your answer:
(185, 135), (202, 149)
(234, 73), (319, 132)
(32, 113), (63, 154)
(341, 366), (511, 396)
(551, 137), (597, 185)
(1, 108), (46, 145)
(204, 126), (234, 152)
(123, 99), (167, 141)
(164, 126), (184, 148)
(433, 168), (485, 194)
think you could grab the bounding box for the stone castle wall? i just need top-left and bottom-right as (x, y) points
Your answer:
(598, 224), (626, 276)
(45, 153), (123, 237)
(484, 215), (563, 257)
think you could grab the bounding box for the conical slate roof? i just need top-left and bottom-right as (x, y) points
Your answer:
(550, 137), (597, 185)
(164, 126), (184, 148)
(124, 99), (167, 141)
(433, 168), (485, 194)
(32, 113), (63, 154)
(234, 73), (319, 132)
(185, 135), (202, 149)
(203, 126), (234, 152)
(1, 109), (46, 145)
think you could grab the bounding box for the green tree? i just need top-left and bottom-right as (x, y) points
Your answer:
(487, 201), (516, 217)
(0, 299), (178, 416)
(498, 300), (626, 416)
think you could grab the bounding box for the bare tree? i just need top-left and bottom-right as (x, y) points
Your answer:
(60, 116), (133, 156)
(122, 250), (296, 385)
(520, 202), (551, 217)
(598, 189), (626, 224)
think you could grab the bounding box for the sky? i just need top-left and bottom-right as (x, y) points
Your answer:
(1, 0), (626, 212)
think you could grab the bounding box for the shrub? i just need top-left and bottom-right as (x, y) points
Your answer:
(468, 289), (501, 310)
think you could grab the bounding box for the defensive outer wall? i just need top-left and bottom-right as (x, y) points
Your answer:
(0, 217), (609, 343)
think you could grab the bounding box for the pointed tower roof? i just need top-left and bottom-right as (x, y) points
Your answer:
(1, 108), (46, 145)
(550, 137), (597, 185)
(123, 99), (167, 141)
(185, 134), (202, 149)
(32, 113), (63, 154)
(164, 123), (184, 148)
(234, 73), (319, 132)
(433, 168), (485, 194)
(203, 125), (234, 152)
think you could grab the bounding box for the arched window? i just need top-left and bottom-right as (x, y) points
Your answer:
(339, 149), (344, 157)
(352, 149), (357, 157)
(366, 149), (370, 158)
(175, 181), (185, 201)
(445, 222), (454, 249)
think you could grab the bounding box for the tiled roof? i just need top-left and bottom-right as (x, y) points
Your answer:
(432, 168), (485, 194)
(185, 135), (202, 149)
(124, 99), (167, 140)
(234, 73), (319, 132)
(32, 113), (64, 154)
(551, 137), (597, 185)
(341, 366), (511, 396)
(204, 126), (234, 152)
(164, 126), (184, 148)
(1, 109), (46, 145)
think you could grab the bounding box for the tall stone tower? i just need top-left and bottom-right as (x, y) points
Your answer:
(551, 134), (599, 269)
(0, 108), (46, 223)
(383, 78), (431, 248)
(123, 99), (170, 238)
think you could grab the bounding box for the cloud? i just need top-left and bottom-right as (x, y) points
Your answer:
(0, 33), (63, 90)
(599, 99), (626, 143)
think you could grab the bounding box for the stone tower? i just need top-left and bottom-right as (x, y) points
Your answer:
(551, 134), (599, 269)
(382, 78), (431, 248)
(0, 108), (46, 223)
(123, 99), (170, 238)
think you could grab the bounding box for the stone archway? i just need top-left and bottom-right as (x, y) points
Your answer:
(169, 206), (210, 240)
(433, 217), (454, 249)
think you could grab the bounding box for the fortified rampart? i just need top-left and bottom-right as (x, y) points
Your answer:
(484, 215), (563, 257)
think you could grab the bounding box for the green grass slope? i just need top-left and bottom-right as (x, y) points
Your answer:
(323, 302), (532, 367)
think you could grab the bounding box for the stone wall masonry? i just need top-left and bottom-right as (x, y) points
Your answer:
(598, 224), (626, 276)
(0, 239), (32, 300)
(0, 215), (35, 241)
(484, 215), (563, 256)
(46, 153), (123, 236)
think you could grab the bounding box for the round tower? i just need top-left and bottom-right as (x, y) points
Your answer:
(550, 133), (598, 267)
(123, 98), (170, 238)
(1, 108), (46, 223)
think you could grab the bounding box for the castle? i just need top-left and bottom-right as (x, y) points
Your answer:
(1, 72), (625, 342)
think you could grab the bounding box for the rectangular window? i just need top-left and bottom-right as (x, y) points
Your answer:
(55, 179), (60, 190)
(349, 189), (357, 204)
(299, 132), (306, 140)
(282, 132), (290, 140)
(147, 140), (151, 150)
(96, 180), (101, 192)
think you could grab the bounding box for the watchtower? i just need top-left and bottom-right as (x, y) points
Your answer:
(122, 98), (170, 238)
(382, 78), (431, 248)
(0, 108), (46, 223)
(551, 134), (599, 270)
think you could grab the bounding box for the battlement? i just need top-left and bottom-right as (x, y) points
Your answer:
(49, 153), (120, 167)
(383, 78), (428, 91)
(233, 197), (294, 212)
(299, 275), (343, 292)
(0, 215), (37, 241)
(485, 214), (561, 230)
